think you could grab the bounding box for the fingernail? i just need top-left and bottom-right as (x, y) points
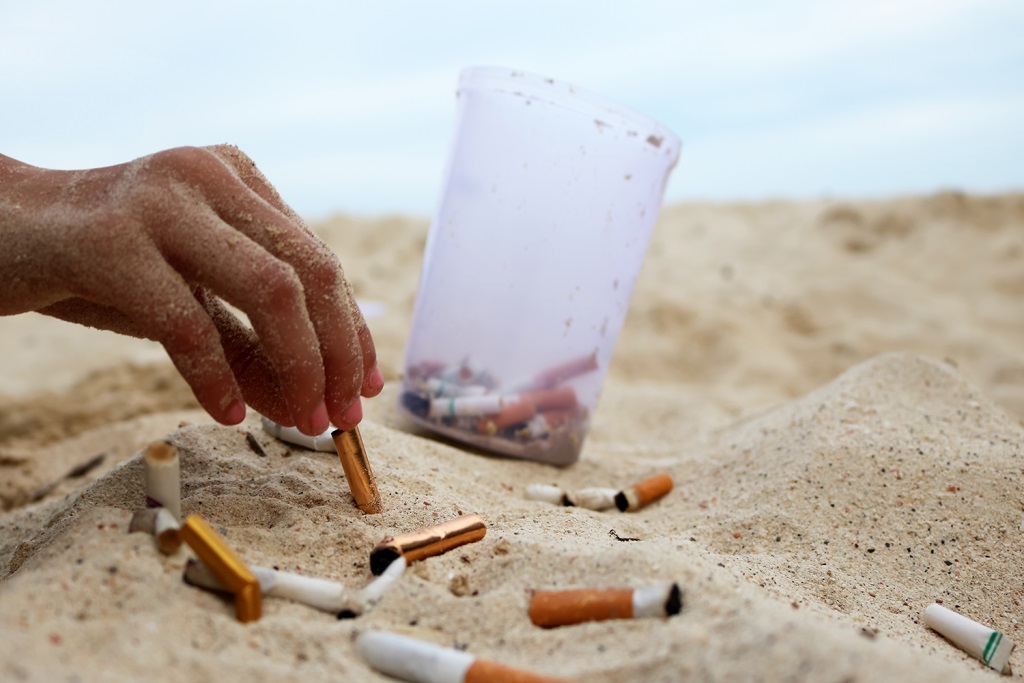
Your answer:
(365, 365), (385, 394)
(310, 401), (330, 434)
(341, 399), (363, 427)
(225, 400), (247, 425)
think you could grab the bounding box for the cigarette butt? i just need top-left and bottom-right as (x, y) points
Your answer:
(923, 603), (1015, 674)
(261, 415), (336, 452)
(338, 555), (407, 619)
(178, 514), (261, 623)
(520, 387), (578, 412)
(476, 400), (536, 434)
(355, 630), (572, 683)
(531, 351), (599, 389)
(524, 484), (568, 506)
(564, 488), (619, 511)
(143, 440), (180, 521)
(184, 559), (350, 614)
(370, 513), (487, 575)
(429, 394), (505, 419)
(128, 507), (182, 554)
(615, 473), (673, 512)
(332, 426), (383, 514)
(529, 583), (682, 628)
(423, 378), (489, 398)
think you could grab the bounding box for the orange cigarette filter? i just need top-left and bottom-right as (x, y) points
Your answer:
(332, 426), (384, 514)
(520, 387), (578, 411)
(615, 473), (674, 512)
(477, 399), (536, 434)
(178, 514), (261, 623)
(529, 588), (634, 628)
(370, 513), (487, 575)
(466, 658), (574, 683)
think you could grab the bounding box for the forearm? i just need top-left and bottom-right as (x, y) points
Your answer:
(0, 155), (75, 314)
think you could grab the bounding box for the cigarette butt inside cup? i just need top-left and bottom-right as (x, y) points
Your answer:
(477, 400), (536, 434)
(178, 514), (261, 623)
(615, 473), (674, 512)
(521, 387), (578, 411)
(370, 513), (487, 575)
(331, 426), (383, 514)
(532, 351), (599, 388)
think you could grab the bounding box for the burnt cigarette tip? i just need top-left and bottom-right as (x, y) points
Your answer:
(370, 545), (402, 576)
(336, 609), (358, 620)
(613, 491), (629, 512)
(665, 583), (683, 616)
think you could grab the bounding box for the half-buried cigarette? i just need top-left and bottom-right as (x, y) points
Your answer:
(529, 583), (682, 628)
(614, 473), (674, 512)
(331, 426), (383, 514)
(177, 514), (261, 623)
(261, 415), (336, 452)
(143, 440), (180, 520)
(185, 559), (357, 614)
(922, 603), (1015, 674)
(370, 514), (487, 575)
(355, 630), (573, 683)
(129, 507), (182, 554)
(337, 556), (407, 619)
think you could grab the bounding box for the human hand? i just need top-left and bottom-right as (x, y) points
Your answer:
(0, 145), (382, 434)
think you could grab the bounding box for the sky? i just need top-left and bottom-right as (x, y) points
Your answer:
(2, 1), (1022, 218)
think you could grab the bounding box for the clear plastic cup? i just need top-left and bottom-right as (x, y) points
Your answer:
(399, 66), (681, 465)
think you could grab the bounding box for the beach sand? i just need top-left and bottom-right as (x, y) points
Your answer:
(1, 192), (1022, 681)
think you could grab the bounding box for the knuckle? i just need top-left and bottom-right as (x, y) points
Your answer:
(259, 262), (305, 309)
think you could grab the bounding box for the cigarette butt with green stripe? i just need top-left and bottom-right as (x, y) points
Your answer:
(922, 603), (1015, 674)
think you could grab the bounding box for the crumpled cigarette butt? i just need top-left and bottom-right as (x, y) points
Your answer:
(178, 514), (261, 623)
(261, 415), (336, 452)
(129, 507), (181, 554)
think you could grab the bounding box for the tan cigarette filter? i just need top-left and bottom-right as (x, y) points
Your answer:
(615, 473), (674, 512)
(178, 514), (261, 623)
(332, 426), (383, 514)
(520, 387), (578, 412)
(529, 588), (634, 627)
(143, 440), (181, 520)
(370, 513), (487, 575)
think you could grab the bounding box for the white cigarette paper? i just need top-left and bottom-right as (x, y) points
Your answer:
(428, 394), (517, 418)
(143, 441), (180, 520)
(922, 603), (1015, 674)
(423, 378), (488, 398)
(565, 488), (619, 511)
(184, 560), (348, 613)
(524, 484), (566, 506)
(129, 507), (181, 554)
(261, 416), (336, 452)
(633, 583), (680, 618)
(339, 556), (407, 618)
(356, 630), (474, 683)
